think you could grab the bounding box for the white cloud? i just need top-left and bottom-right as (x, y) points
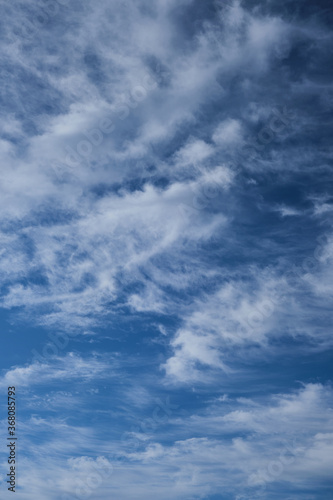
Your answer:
(212, 118), (243, 147)
(0, 1), (332, 499)
(173, 138), (215, 171)
(163, 272), (285, 383)
(0, 353), (112, 389)
(273, 205), (303, 217)
(1, 383), (331, 499)
(0, 175), (229, 328)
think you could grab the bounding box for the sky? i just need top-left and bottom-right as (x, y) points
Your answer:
(0, 0), (332, 498)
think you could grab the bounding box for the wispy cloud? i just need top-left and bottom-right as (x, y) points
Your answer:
(0, 353), (113, 389)
(0, 0), (332, 498)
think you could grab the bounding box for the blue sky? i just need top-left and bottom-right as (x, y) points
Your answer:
(0, 0), (332, 498)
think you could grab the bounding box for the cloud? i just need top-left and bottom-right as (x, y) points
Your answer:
(163, 244), (333, 383)
(163, 271), (285, 382)
(0, 172), (230, 329)
(2, 383), (331, 500)
(27, 383), (331, 500)
(0, 353), (112, 389)
(212, 118), (244, 147)
(0, 1), (332, 498)
(116, 384), (333, 499)
(273, 205), (303, 217)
